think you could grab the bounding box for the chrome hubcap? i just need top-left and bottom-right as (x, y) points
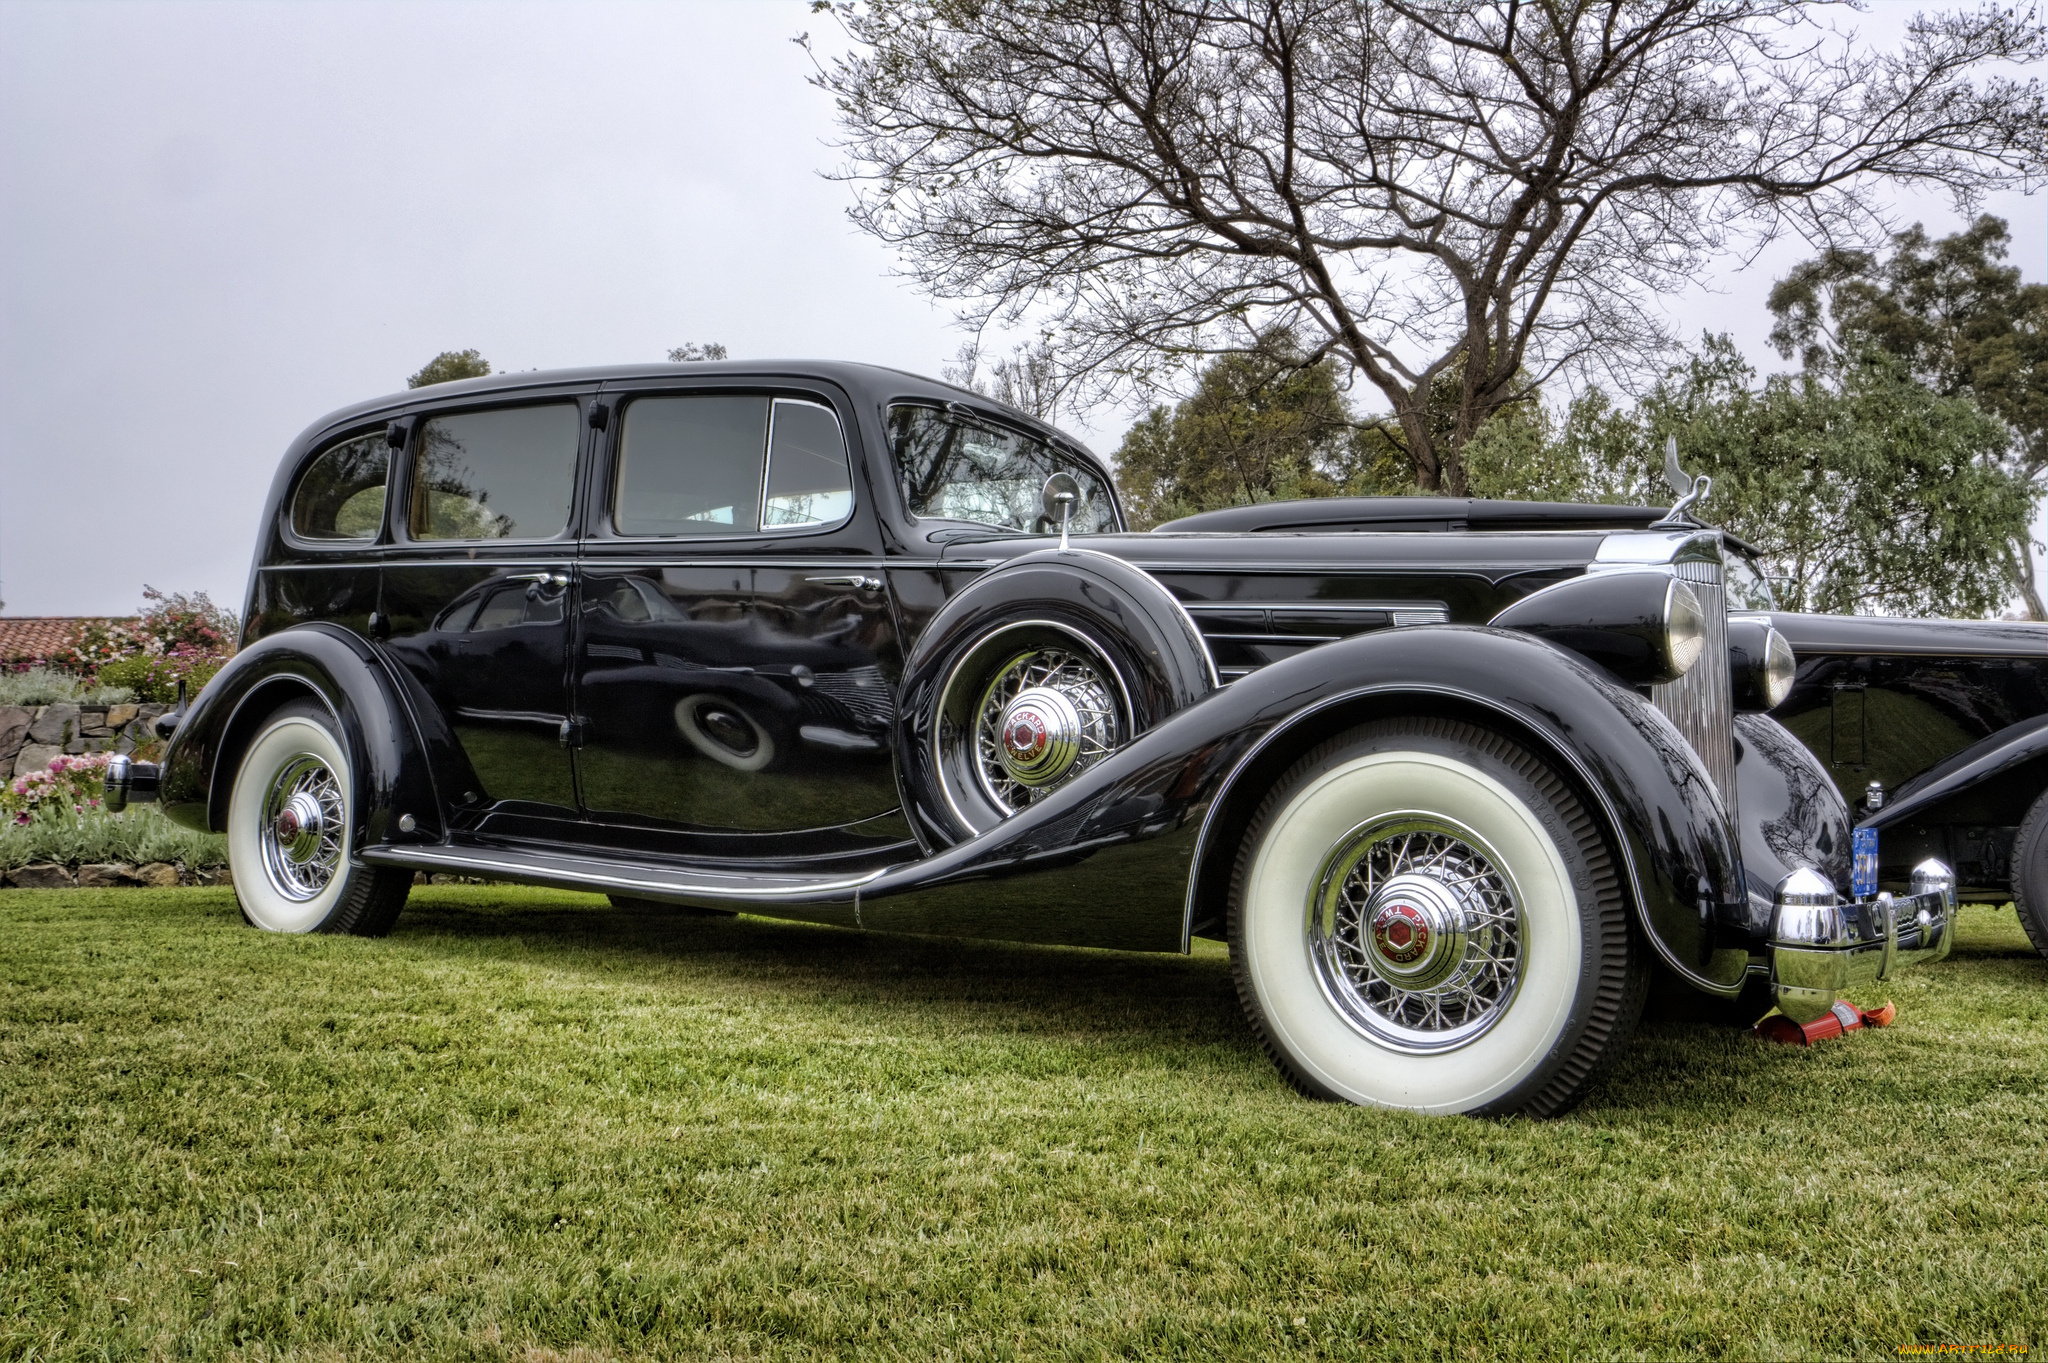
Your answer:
(1308, 817), (1523, 1052)
(974, 647), (1118, 812)
(996, 686), (1084, 788)
(260, 756), (345, 902)
(273, 790), (328, 864)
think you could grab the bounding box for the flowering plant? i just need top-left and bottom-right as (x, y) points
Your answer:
(53, 585), (239, 686)
(4, 752), (111, 824)
(97, 651), (225, 704)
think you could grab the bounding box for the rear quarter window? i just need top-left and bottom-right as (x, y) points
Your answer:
(291, 432), (389, 541)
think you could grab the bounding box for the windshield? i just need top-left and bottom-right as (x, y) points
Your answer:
(886, 404), (1118, 535)
(1725, 550), (1779, 611)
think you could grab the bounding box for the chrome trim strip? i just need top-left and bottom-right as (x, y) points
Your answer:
(1181, 600), (1448, 616)
(361, 843), (886, 900)
(1199, 632), (1341, 645)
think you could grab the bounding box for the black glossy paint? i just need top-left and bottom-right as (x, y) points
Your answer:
(159, 624), (441, 847)
(893, 545), (1217, 848)
(1770, 611), (2048, 894)
(865, 624), (1747, 986)
(1486, 569), (1686, 684)
(169, 359), (1852, 994)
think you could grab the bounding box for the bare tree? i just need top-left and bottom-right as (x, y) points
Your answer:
(668, 342), (729, 362)
(943, 336), (1068, 421)
(814, 1), (2045, 493)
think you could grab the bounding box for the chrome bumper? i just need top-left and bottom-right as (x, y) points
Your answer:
(103, 756), (160, 814)
(1768, 860), (1956, 1024)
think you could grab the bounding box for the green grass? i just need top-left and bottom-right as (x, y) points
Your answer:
(0, 807), (227, 871)
(2, 888), (2043, 1361)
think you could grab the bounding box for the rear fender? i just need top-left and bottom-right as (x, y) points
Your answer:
(858, 625), (1747, 990)
(158, 624), (443, 847)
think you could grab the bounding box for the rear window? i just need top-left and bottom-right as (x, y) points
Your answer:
(409, 403), (579, 541)
(291, 433), (389, 541)
(886, 405), (1116, 535)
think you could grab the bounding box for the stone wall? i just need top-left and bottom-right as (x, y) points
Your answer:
(0, 702), (172, 782)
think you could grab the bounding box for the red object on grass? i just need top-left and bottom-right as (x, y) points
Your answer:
(1755, 1000), (1896, 1046)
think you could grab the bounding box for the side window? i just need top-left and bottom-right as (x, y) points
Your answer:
(409, 403), (579, 541)
(291, 433), (389, 541)
(763, 400), (853, 529)
(614, 395), (770, 536)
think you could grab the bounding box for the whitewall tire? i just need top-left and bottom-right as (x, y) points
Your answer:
(227, 698), (410, 936)
(1228, 717), (1645, 1117)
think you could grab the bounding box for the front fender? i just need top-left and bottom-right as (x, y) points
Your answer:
(158, 624), (441, 847)
(858, 625), (1746, 990)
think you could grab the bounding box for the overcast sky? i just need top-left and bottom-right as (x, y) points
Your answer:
(1, 0), (2041, 618)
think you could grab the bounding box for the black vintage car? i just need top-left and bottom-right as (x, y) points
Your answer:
(109, 361), (1972, 1117)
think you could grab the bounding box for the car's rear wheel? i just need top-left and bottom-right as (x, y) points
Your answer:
(1228, 717), (1646, 1117)
(2013, 788), (2048, 960)
(227, 699), (410, 935)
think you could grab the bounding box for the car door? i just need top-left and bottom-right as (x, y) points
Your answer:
(379, 391), (589, 833)
(575, 380), (908, 858)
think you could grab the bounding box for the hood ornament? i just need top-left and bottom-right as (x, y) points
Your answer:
(1650, 435), (1712, 528)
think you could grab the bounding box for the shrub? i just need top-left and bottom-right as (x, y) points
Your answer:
(0, 668), (134, 706)
(96, 652), (223, 705)
(0, 803), (226, 869)
(51, 585), (239, 684)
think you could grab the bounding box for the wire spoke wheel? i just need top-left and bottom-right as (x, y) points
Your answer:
(1229, 717), (1645, 1117)
(970, 646), (1120, 813)
(227, 699), (411, 936)
(1309, 816), (1524, 1052)
(258, 754), (347, 902)
(932, 620), (1133, 834)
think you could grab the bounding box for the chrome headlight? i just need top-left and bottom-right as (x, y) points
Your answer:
(1727, 617), (1796, 710)
(1663, 579), (1706, 679)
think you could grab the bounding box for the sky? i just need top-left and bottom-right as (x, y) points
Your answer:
(1, 0), (2042, 619)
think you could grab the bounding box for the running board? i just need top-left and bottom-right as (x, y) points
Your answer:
(359, 842), (884, 914)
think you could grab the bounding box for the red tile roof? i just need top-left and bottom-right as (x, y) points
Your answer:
(0, 618), (137, 663)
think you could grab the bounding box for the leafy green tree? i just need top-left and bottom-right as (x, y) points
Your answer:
(1767, 216), (2047, 615)
(1113, 336), (1366, 528)
(407, 350), (492, 388)
(1580, 338), (2032, 618)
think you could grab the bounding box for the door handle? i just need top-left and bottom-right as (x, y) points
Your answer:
(806, 574), (883, 592)
(505, 572), (570, 587)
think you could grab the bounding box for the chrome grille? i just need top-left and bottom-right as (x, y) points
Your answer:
(1650, 558), (1737, 826)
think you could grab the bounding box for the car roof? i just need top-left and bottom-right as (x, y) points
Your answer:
(300, 359), (1098, 460)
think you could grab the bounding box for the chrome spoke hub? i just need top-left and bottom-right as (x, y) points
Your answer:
(1307, 816), (1524, 1052)
(259, 755), (345, 903)
(973, 646), (1118, 813)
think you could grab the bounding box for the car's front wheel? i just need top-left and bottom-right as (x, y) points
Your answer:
(226, 698), (411, 935)
(1228, 717), (1645, 1117)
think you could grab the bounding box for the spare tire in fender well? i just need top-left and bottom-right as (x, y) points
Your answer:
(895, 546), (1217, 851)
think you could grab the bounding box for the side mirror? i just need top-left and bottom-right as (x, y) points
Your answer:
(1041, 472), (1081, 548)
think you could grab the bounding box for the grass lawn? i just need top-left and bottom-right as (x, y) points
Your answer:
(2, 887), (2043, 1361)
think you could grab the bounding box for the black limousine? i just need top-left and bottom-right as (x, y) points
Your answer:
(107, 360), (1976, 1116)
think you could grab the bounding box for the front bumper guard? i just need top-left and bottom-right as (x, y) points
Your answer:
(1768, 860), (1956, 1024)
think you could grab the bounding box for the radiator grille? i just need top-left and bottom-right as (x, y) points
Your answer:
(1650, 559), (1737, 826)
